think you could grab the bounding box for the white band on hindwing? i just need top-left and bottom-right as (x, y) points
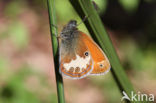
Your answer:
(63, 54), (91, 73)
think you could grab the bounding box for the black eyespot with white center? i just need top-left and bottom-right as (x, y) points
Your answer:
(84, 51), (89, 56)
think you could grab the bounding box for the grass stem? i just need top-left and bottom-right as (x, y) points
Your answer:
(47, 0), (65, 103)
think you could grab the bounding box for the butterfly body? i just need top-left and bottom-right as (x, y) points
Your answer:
(59, 20), (110, 79)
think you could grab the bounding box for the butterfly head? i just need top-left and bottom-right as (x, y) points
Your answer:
(60, 20), (78, 40)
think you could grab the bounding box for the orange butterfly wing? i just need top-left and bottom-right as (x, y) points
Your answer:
(80, 32), (111, 75)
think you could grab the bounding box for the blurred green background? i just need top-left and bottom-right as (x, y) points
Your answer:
(0, 0), (156, 103)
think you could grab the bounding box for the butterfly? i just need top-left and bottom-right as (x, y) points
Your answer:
(59, 20), (110, 79)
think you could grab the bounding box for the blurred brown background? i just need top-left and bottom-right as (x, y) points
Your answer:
(0, 0), (156, 103)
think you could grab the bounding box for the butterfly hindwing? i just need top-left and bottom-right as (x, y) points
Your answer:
(59, 33), (93, 79)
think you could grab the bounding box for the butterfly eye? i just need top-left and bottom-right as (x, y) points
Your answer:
(64, 34), (68, 37)
(84, 51), (89, 56)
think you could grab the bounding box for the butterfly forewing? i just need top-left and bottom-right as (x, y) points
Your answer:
(79, 32), (111, 75)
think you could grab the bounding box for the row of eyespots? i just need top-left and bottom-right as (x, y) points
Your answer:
(69, 67), (82, 73)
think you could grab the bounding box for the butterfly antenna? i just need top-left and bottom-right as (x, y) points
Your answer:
(76, 15), (89, 26)
(76, 1), (100, 27)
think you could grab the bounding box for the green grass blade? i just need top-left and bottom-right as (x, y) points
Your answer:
(47, 0), (65, 103)
(69, 0), (147, 102)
